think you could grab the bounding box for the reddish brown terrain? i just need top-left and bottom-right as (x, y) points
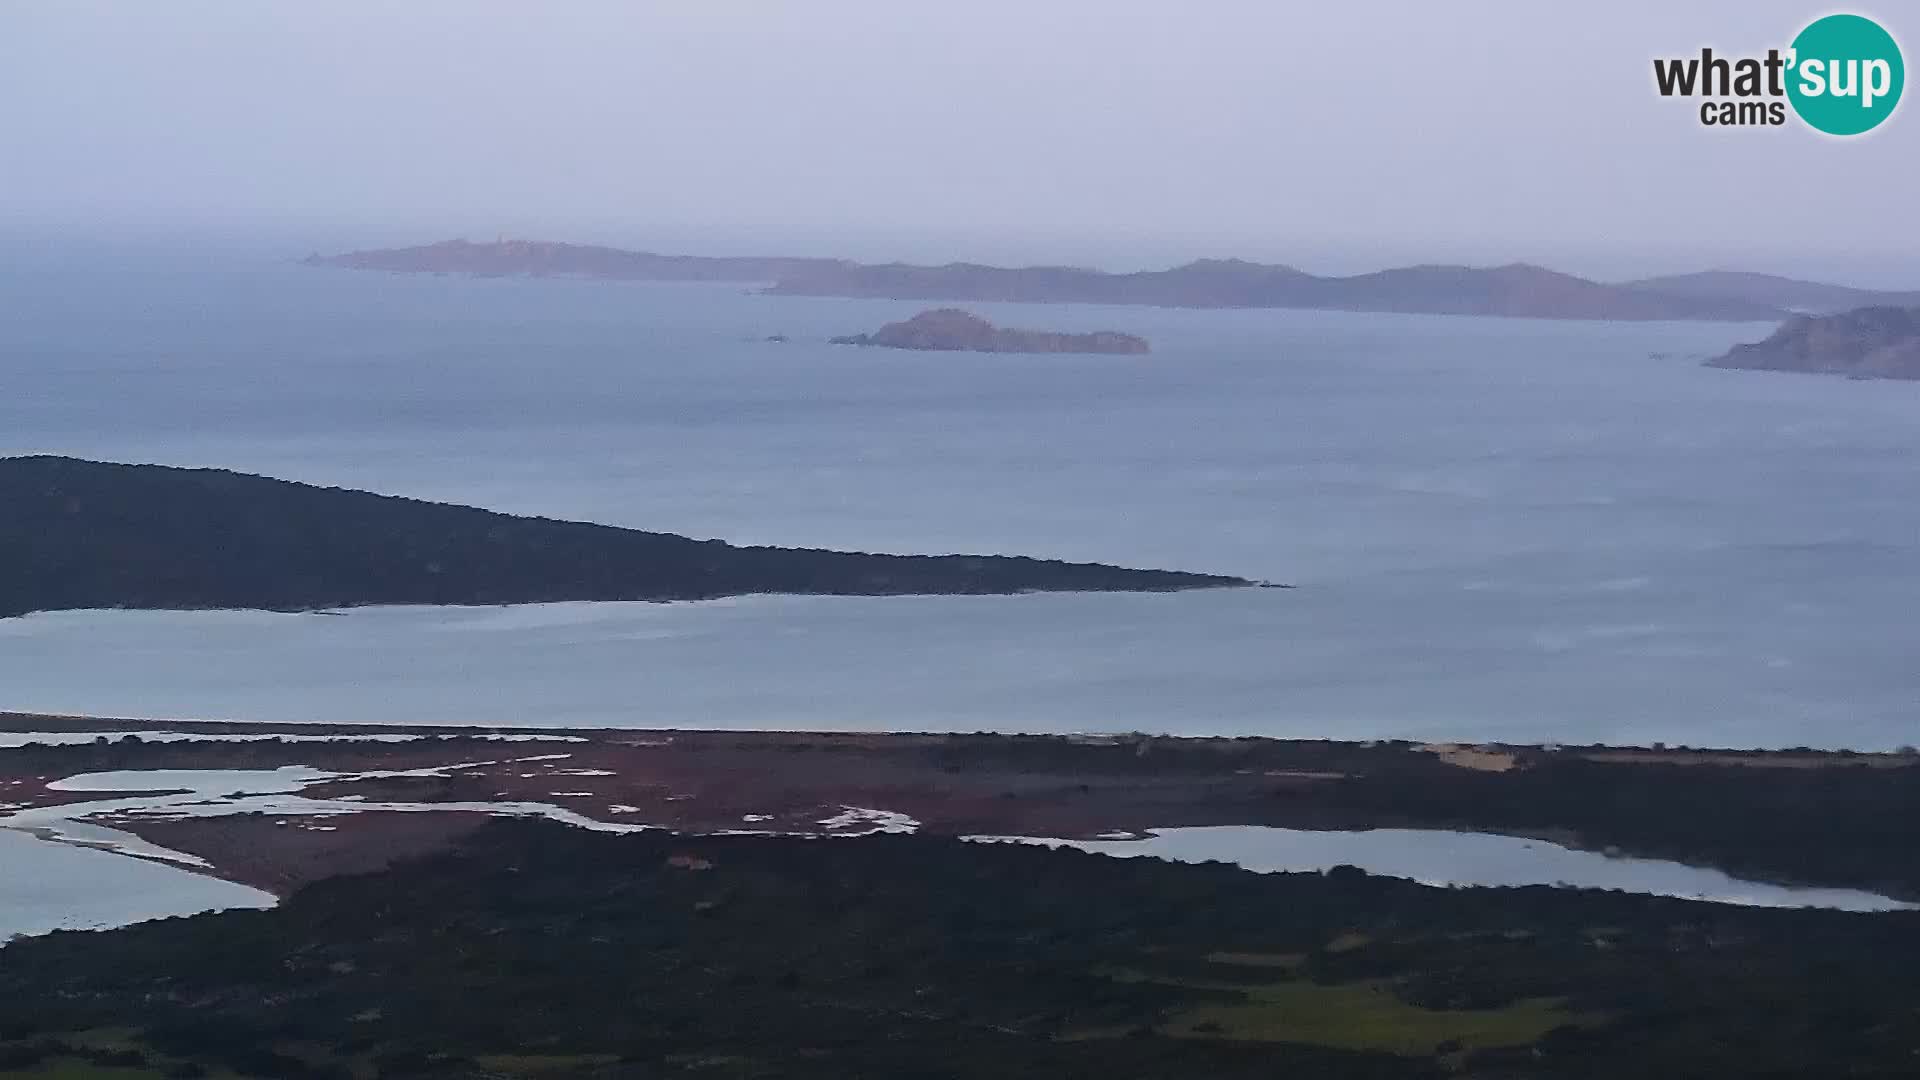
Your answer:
(2, 718), (1340, 892)
(8, 711), (1920, 900)
(120, 811), (497, 894)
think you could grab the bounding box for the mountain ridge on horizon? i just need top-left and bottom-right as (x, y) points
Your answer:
(307, 238), (1861, 322)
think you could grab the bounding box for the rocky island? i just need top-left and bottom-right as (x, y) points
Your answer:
(1709, 306), (1920, 380)
(830, 309), (1150, 354)
(0, 456), (1249, 618)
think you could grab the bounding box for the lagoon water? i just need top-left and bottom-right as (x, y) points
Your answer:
(0, 829), (275, 940)
(977, 827), (1913, 912)
(4, 238), (1920, 747)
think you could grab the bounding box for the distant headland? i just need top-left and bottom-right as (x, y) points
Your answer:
(829, 309), (1149, 355)
(307, 239), (1839, 322)
(1619, 271), (1920, 315)
(306, 238), (844, 283)
(1710, 306), (1920, 381)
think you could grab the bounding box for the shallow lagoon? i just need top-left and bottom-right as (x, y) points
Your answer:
(976, 826), (1912, 912)
(0, 829), (275, 941)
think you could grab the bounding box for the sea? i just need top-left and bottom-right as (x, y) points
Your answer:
(3, 232), (1919, 750)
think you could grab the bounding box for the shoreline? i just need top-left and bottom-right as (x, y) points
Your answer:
(8, 710), (1914, 759)
(7, 713), (1920, 904)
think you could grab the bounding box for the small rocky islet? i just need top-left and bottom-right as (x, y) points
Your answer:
(829, 308), (1150, 355)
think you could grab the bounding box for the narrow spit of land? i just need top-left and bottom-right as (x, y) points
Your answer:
(0, 456), (1252, 619)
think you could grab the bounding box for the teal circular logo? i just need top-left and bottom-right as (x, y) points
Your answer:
(1787, 14), (1904, 135)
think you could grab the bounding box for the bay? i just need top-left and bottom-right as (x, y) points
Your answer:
(3, 238), (1918, 748)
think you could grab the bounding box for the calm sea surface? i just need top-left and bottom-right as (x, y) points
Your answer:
(3, 239), (1918, 748)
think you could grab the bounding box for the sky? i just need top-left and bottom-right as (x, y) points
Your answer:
(2, 1), (1916, 278)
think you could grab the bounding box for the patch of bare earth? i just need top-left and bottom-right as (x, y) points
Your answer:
(1419, 744), (1518, 772)
(116, 811), (495, 896)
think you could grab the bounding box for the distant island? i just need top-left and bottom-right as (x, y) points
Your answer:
(774, 259), (1790, 322)
(1620, 271), (1920, 315)
(309, 240), (1799, 322)
(829, 309), (1150, 355)
(305, 238), (845, 283)
(0, 457), (1250, 618)
(1710, 306), (1920, 380)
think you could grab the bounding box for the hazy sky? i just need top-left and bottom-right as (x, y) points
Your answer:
(2, 2), (1915, 275)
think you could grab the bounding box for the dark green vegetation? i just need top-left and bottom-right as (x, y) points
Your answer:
(0, 457), (1247, 618)
(5, 823), (1920, 1078)
(1290, 749), (1920, 900)
(932, 736), (1920, 900)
